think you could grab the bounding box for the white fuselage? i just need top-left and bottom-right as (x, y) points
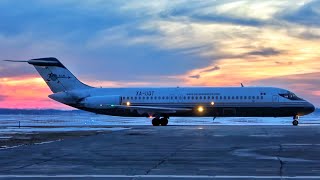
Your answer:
(49, 86), (315, 118)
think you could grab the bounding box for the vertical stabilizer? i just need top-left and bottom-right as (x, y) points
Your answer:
(28, 57), (92, 93)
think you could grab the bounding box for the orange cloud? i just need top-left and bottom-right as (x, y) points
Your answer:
(163, 24), (320, 106)
(0, 76), (71, 109)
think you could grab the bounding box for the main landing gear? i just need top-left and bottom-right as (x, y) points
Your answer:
(152, 117), (169, 126)
(292, 115), (299, 126)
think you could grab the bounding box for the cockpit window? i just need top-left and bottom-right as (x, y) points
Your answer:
(279, 91), (303, 100)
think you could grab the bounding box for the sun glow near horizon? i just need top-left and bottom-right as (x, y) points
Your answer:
(0, 76), (70, 109)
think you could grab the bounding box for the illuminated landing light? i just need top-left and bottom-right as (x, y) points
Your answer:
(198, 106), (204, 112)
(211, 102), (215, 106)
(100, 104), (103, 107)
(126, 101), (131, 106)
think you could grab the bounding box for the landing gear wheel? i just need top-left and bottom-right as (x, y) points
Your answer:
(160, 118), (168, 126)
(152, 118), (160, 126)
(292, 115), (299, 126)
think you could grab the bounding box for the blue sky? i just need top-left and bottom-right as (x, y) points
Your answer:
(0, 0), (320, 108)
(1, 1), (214, 81)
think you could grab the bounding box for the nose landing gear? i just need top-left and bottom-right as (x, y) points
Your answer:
(213, 116), (216, 122)
(292, 115), (299, 126)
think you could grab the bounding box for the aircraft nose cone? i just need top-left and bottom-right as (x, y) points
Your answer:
(310, 103), (315, 113)
(306, 102), (315, 114)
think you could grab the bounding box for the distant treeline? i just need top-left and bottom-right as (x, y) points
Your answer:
(0, 108), (90, 115)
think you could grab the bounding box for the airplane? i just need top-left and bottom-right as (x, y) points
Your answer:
(5, 57), (315, 126)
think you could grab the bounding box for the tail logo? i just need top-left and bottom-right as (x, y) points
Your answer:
(48, 73), (58, 81)
(47, 73), (71, 82)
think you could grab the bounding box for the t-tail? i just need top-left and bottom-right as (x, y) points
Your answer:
(4, 57), (92, 93)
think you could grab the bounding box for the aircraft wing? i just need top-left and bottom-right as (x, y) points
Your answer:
(113, 105), (192, 114)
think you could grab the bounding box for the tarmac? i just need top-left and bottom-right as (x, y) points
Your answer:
(0, 125), (320, 179)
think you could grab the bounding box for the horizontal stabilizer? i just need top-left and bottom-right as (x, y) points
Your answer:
(4, 58), (65, 68)
(3, 60), (28, 62)
(27, 57), (66, 68)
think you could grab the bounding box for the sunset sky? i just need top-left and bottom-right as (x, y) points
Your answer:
(0, 0), (320, 109)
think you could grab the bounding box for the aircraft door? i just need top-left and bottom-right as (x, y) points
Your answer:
(272, 95), (279, 102)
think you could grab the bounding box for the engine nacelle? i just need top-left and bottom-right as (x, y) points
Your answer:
(81, 95), (121, 109)
(49, 92), (75, 104)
